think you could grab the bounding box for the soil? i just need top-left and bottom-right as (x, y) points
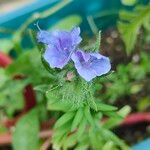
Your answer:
(114, 122), (150, 145)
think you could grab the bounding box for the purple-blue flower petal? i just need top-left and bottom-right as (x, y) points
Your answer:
(37, 27), (82, 69)
(37, 31), (58, 45)
(43, 45), (69, 69)
(71, 50), (111, 81)
(71, 27), (82, 45)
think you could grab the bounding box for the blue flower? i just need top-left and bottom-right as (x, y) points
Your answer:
(71, 50), (111, 81)
(37, 27), (82, 69)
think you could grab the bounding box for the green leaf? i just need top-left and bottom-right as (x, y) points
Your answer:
(118, 5), (150, 54)
(137, 96), (150, 111)
(71, 108), (84, 131)
(0, 68), (8, 88)
(54, 112), (75, 129)
(46, 87), (61, 104)
(103, 111), (123, 119)
(75, 144), (89, 150)
(63, 134), (77, 149)
(0, 79), (27, 116)
(89, 129), (102, 150)
(50, 15), (82, 30)
(84, 106), (94, 126)
(118, 105), (131, 117)
(77, 117), (87, 138)
(46, 87), (77, 112)
(6, 50), (54, 85)
(121, 0), (137, 6)
(96, 102), (118, 112)
(103, 106), (131, 129)
(99, 128), (130, 150)
(47, 100), (74, 112)
(34, 84), (51, 93)
(0, 39), (13, 53)
(102, 141), (115, 150)
(12, 109), (39, 150)
(93, 31), (101, 52)
(53, 121), (71, 145)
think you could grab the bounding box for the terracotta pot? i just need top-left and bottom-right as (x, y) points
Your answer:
(0, 51), (12, 67)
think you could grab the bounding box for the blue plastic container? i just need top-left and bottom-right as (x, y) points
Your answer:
(0, 0), (149, 38)
(0, 0), (122, 38)
(133, 138), (150, 150)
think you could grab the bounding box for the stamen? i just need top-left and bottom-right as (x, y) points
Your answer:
(34, 21), (42, 31)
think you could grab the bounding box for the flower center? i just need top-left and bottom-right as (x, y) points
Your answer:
(81, 56), (96, 68)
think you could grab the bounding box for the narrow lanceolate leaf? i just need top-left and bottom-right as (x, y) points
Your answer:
(89, 97), (97, 111)
(63, 133), (77, 149)
(53, 122), (71, 145)
(96, 103), (118, 112)
(12, 109), (39, 150)
(47, 100), (73, 112)
(103, 111), (123, 119)
(54, 112), (75, 129)
(84, 106), (94, 126)
(103, 106), (131, 129)
(89, 129), (102, 150)
(71, 108), (83, 131)
(77, 117), (87, 138)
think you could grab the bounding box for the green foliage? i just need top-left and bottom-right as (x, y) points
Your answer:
(50, 15), (82, 30)
(51, 105), (130, 150)
(121, 0), (137, 6)
(0, 74), (28, 116)
(97, 52), (150, 103)
(0, 39), (14, 53)
(95, 102), (118, 111)
(46, 80), (95, 111)
(84, 31), (101, 52)
(0, 68), (8, 88)
(92, 31), (102, 52)
(13, 109), (39, 150)
(54, 112), (75, 129)
(103, 106), (131, 129)
(6, 50), (54, 85)
(137, 96), (150, 111)
(71, 108), (84, 131)
(45, 75), (130, 149)
(118, 5), (150, 54)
